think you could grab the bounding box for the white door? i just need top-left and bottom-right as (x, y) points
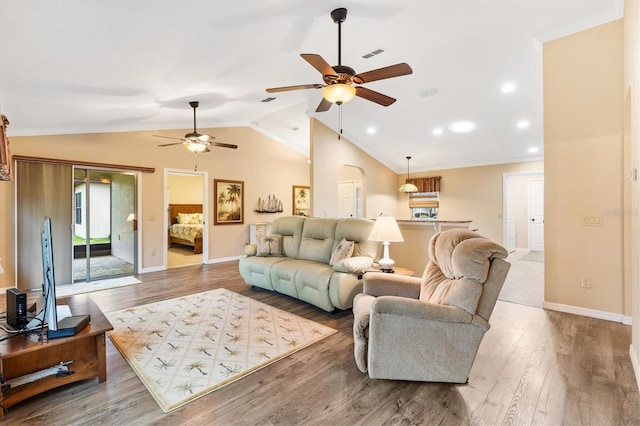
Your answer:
(338, 182), (355, 217)
(528, 178), (544, 251)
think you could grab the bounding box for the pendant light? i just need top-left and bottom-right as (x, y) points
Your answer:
(399, 156), (419, 193)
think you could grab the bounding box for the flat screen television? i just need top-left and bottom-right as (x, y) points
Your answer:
(25, 217), (58, 331)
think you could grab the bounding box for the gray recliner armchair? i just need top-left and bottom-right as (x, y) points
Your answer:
(352, 228), (510, 383)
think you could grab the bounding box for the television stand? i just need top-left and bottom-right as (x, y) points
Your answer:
(0, 295), (112, 419)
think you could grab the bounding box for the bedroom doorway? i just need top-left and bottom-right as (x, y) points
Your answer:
(166, 170), (207, 268)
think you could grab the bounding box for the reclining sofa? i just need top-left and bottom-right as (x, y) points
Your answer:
(239, 216), (380, 312)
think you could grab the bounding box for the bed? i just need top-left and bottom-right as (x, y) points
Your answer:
(168, 204), (203, 254)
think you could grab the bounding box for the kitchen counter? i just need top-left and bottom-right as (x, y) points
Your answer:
(391, 219), (473, 274)
(397, 219), (473, 233)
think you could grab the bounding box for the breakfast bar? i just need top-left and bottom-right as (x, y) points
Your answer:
(392, 220), (473, 274)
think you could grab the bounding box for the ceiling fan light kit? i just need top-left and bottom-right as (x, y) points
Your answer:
(187, 143), (208, 153)
(322, 83), (356, 104)
(153, 101), (238, 152)
(265, 7), (412, 112)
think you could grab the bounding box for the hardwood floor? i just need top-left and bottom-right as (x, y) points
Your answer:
(3, 261), (639, 425)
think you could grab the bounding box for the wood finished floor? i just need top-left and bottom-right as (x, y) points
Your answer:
(4, 261), (639, 425)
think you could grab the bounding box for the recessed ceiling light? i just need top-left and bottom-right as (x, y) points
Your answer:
(501, 82), (516, 93)
(432, 127), (443, 135)
(448, 121), (476, 134)
(366, 127), (376, 134)
(528, 147), (539, 153)
(517, 120), (530, 129)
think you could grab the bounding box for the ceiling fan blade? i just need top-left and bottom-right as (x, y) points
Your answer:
(355, 86), (396, 106)
(315, 98), (333, 113)
(301, 54), (338, 77)
(266, 84), (324, 93)
(353, 63), (413, 84)
(153, 134), (185, 142)
(157, 142), (184, 147)
(211, 141), (238, 149)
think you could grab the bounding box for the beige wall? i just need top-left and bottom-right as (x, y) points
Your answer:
(624, 0), (640, 375)
(168, 174), (203, 204)
(544, 20), (625, 315)
(0, 126), (309, 287)
(311, 119), (399, 218)
(395, 161), (544, 245)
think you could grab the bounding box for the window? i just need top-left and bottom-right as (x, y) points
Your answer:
(75, 192), (82, 225)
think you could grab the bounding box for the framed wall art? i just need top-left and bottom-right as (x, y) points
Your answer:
(214, 179), (244, 225)
(292, 185), (311, 217)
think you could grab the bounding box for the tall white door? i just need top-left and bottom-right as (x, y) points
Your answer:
(528, 178), (544, 251)
(338, 182), (355, 217)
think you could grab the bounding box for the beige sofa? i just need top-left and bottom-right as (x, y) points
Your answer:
(239, 216), (380, 312)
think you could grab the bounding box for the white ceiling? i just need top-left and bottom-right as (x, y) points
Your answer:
(0, 0), (622, 173)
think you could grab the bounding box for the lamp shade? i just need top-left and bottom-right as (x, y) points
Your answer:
(368, 216), (404, 242)
(399, 182), (418, 193)
(322, 83), (356, 104)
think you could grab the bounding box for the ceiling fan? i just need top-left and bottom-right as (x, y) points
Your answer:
(153, 101), (238, 152)
(266, 7), (413, 112)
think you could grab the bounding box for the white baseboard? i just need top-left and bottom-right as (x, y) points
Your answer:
(543, 301), (631, 324)
(206, 255), (242, 264)
(630, 345), (640, 392)
(140, 265), (165, 274)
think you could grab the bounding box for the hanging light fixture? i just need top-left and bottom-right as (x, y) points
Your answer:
(187, 143), (207, 153)
(399, 156), (419, 193)
(322, 83), (356, 105)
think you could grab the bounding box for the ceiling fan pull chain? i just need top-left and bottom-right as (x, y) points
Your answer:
(338, 105), (343, 140)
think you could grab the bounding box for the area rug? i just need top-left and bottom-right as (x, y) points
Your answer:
(105, 288), (337, 413)
(57, 276), (142, 297)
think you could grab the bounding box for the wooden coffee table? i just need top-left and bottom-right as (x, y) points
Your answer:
(0, 294), (113, 418)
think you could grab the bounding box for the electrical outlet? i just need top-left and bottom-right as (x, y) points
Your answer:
(581, 276), (591, 289)
(582, 216), (603, 227)
(151, 249), (157, 257)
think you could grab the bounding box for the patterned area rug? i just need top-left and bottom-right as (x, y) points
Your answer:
(106, 288), (337, 413)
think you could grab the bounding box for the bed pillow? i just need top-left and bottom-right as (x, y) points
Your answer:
(256, 235), (283, 257)
(177, 213), (203, 225)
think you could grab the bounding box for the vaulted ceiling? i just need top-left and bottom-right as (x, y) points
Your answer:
(0, 0), (623, 173)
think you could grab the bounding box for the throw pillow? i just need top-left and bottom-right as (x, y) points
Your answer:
(244, 243), (257, 256)
(333, 256), (374, 273)
(329, 238), (354, 266)
(256, 234), (282, 257)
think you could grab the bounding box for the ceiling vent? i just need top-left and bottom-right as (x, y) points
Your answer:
(419, 87), (439, 98)
(360, 48), (385, 60)
(261, 97), (276, 102)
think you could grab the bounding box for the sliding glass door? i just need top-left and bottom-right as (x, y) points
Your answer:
(73, 168), (137, 282)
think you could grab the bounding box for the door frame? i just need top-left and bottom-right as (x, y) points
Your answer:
(72, 166), (141, 282)
(163, 168), (209, 269)
(502, 170), (544, 251)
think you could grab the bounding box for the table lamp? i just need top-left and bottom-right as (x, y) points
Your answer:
(368, 216), (404, 272)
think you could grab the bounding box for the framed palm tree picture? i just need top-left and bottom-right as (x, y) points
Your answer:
(293, 185), (310, 217)
(214, 179), (244, 225)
